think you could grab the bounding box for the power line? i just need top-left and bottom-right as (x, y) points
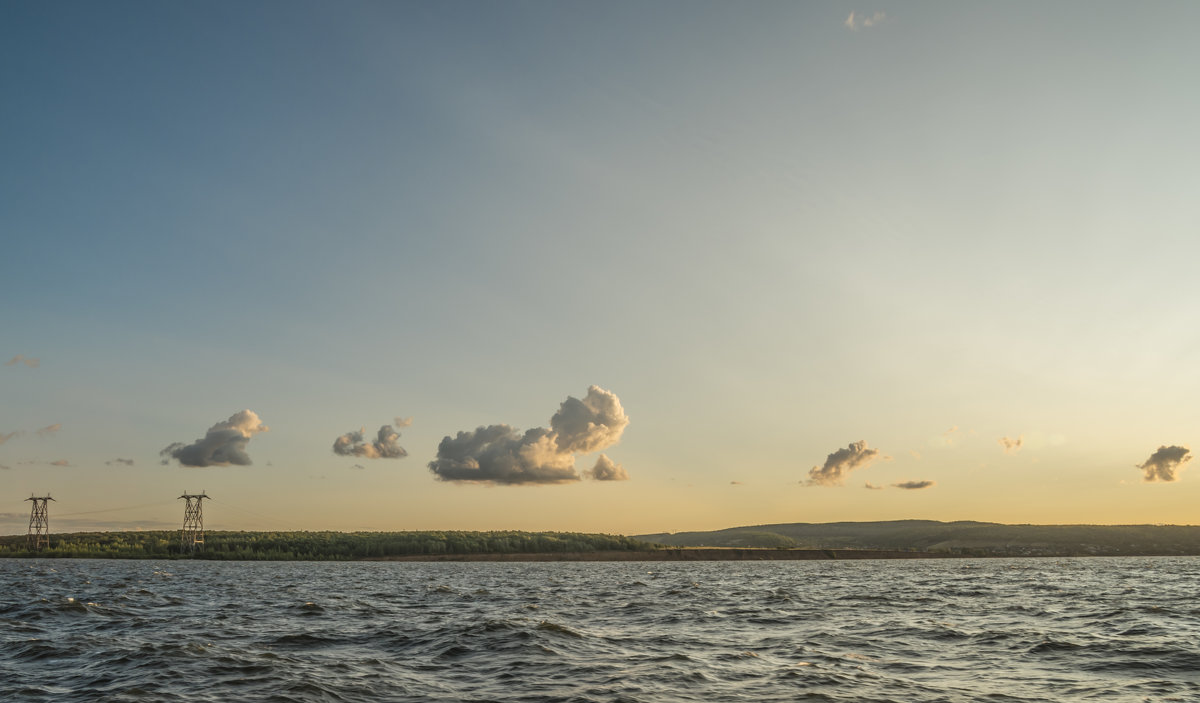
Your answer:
(55, 500), (177, 518)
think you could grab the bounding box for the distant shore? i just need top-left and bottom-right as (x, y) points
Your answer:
(365, 548), (958, 562)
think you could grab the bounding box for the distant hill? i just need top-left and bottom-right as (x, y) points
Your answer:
(637, 520), (1200, 557)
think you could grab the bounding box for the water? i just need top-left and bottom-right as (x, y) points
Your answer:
(1, 557), (1197, 702)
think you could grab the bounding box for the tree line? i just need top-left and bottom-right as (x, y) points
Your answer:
(0, 530), (655, 560)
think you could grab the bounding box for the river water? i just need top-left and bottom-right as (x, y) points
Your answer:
(1, 557), (1196, 702)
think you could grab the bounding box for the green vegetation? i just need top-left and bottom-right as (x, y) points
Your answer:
(639, 520), (1200, 557)
(0, 530), (654, 560)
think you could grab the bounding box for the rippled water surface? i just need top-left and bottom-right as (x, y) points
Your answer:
(2, 557), (1198, 702)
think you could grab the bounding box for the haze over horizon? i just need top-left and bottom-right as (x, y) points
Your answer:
(4, 2), (1200, 535)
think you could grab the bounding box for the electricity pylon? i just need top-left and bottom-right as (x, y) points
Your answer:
(179, 492), (210, 552)
(26, 494), (54, 551)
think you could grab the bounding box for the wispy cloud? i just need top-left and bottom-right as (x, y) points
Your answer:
(106, 458), (135, 466)
(864, 482), (883, 490)
(5, 354), (39, 368)
(0, 431), (22, 445)
(332, 424), (408, 459)
(929, 426), (961, 448)
(893, 480), (935, 490)
(160, 410), (269, 467)
(730, 481), (744, 486)
(429, 385), (629, 485)
(585, 454), (629, 481)
(845, 10), (886, 31)
(998, 435), (1024, 454)
(806, 440), (881, 486)
(19, 458), (72, 467)
(394, 416), (413, 428)
(36, 423), (62, 437)
(1137, 445), (1190, 482)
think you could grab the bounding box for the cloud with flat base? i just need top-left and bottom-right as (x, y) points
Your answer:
(160, 410), (269, 467)
(429, 386), (629, 485)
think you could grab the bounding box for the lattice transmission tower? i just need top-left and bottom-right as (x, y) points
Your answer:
(26, 494), (54, 551)
(179, 492), (210, 552)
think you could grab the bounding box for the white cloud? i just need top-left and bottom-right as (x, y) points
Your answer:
(586, 454), (629, 481)
(845, 10), (886, 31)
(429, 386), (629, 485)
(160, 410), (269, 467)
(333, 424), (408, 459)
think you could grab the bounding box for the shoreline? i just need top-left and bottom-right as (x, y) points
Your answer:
(365, 548), (961, 562)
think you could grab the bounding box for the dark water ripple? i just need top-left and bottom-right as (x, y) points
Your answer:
(1, 557), (1198, 702)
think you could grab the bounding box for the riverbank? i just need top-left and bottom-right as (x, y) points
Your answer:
(367, 548), (956, 562)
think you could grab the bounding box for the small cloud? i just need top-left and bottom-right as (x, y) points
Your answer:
(1136, 445), (1191, 483)
(0, 431), (22, 445)
(49, 459), (71, 467)
(930, 426), (961, 448)
(845, 10), (886, 31)
(394, 416), (413, 428)
(351, 464), (365, 470)
(893, 480), (935, 490)
(864, 482), (883, 490)
(333, 424), (408, 459)
(806, 440), (881, 486)
(106, 458), (135, 466)
(161, 409), (269, 467)
(585, 454), (629, 481)
(998, 435), (1024, 454)
(5, 355), (39, 368)
(909, 450), (922, 460)
(730, 481), (744, 486)
(36, 423), (62, 437)
(0, 464), (9, 470)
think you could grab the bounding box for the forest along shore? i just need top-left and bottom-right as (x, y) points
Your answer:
(366, 548), (957, 562)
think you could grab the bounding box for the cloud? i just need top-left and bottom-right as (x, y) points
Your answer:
(0, 431), (22, 445)
(730, 481), (744, 486)
(864, 482), (883, 490)
(998, 435), (1024, 454)
(332, 424), (408, 459)
(806, 440), (880, 486)
(0, 464), (9, 470)
(5, 355), (39, 368)
(394, 416), (413, 428)
(36, 423), (62, 437)
(49, 459), (70, 467)
(845, 10), (886, 31)
(1136, 445), (1191, 482)
(429, 385), (629, 485)
(549, 386), (630, 454)
(106, 458), (135, 466)
(351, 464), (365, 470)
(893, 480), (935, 490)
(585, 454), (629, 481)
(160, 410), (269, 467)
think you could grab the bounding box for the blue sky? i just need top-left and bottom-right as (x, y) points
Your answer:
(4, 1), (1200, 534)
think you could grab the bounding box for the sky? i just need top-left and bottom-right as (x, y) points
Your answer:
(4, 1), (1200, 535)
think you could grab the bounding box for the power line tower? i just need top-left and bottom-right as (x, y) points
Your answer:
(26, 494), (54, 551)
(179, 492), (210, 553)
